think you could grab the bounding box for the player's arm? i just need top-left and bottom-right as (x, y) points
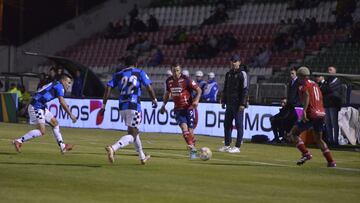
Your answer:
(192, 86), (202, 108)
(58, 96), (77, 123)
(160, 91), (170, 114)
(302, 90), (310, 121)
(101, 86), (112, 112)
(145, 85), (158, 108)
(239, 71), (248, 111)
(221, 73), (228, 108)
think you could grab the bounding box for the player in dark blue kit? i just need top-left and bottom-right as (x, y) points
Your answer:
(101, 56), (158, 165)
(12, 74), (77, 154)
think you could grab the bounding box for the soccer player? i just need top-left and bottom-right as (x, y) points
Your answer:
(288, 66), (336, 167)
(160, 63), (202, 159)
(102, 55), (158, 165)
(12, 74), (77, 153)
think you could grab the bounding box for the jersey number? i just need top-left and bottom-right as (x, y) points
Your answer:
(313, 86), (320, 101)
(120, 76), (138, 95)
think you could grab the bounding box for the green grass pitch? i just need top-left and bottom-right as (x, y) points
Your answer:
(0, 122), (359, 203)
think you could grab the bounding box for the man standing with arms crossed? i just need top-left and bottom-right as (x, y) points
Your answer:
(219, 54), (248, 153)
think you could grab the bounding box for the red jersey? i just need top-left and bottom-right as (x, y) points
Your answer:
(166, 75), (199, 110)
(299, 79), (325, 119)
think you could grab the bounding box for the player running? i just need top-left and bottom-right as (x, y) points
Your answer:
(160, 63), (202, 159)
(288, 67), (336, 167)
(102, 55), (158, 165)
(12, 74), (77, 154)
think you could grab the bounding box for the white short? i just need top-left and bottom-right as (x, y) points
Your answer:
(28, 104), (54, 125)
(120, 109), (141, 128)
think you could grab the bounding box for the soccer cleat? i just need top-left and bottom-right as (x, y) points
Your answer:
(296, 154), (313, 166)
(228, 147), (240, 153)
(141, 154), (151, 165)
(12, 140), (22, 153)
(105, 146), (115, 163)
(189, 149), (197, 160)
(327, 161), (336, 168)
(218, 145), (231, 152)
(61, 144), (74, 154)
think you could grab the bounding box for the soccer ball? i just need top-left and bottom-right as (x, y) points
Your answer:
(199, 147), (212, 161)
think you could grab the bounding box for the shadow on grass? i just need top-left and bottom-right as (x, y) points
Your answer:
(0, 152), (18, 155)
(0, 161), (102, 168)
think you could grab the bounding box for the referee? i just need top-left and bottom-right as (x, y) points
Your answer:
(219, 54), (248, 153)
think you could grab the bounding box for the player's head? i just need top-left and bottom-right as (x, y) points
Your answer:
(124, 55), (138, 67)
(60, 73), (73, 91)
(280, 97), (287, 107)
(195, 70), (203, 80)
(230, 54), (241, 69)
(328, 66), (337, 74)
(208, 72), (215, 80)
(171, 62), (182, 79)
(296, 66), (310, 82)
(290, 68), (297, 80)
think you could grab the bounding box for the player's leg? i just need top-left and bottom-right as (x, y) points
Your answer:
(229, 108), (244, 153)
(219, 107), (234, 152)
(289, 122), (312, 165)
(313, 119), (336, 167)
(12, 105), (45, 152)
(46, 108), (73, 154)
(105, 110), (136, 163)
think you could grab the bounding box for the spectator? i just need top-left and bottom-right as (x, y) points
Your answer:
(129, 4), (139, 21)
(287, 68), (301, 106)
(218, 32), (238, 52)
(147, 48), (164, 66)
(48, 67), (57, 82)
(202, 72), (219, 102)
(147, 15), (159, 32)
(291, 34), (305, 51)
(7, 83), (23, 108)
(182, 69), (190, 77)
(71, 69), (84, 98)
(219, 54), (248, 153)
(323, 66), (344, 146)
(37, 72), (49, 90)
(252, 46), (270, 67)
(270, 98), (298, 143)
(165, 27), (187, 45)
(18, 85), (31, 117)
(55, 67), (64, 81)
(195, 70), (207, 92)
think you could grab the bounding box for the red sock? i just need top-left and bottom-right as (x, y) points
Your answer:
(182, 131), (194, 146)
(322, 148), (334, 163)
(296, 140), (309, 155)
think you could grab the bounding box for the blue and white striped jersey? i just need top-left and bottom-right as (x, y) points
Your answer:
(107, 67), (152, 111)
(31, 81), (65, 110)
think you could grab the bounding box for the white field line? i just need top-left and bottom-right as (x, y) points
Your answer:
(2, 138), (360, 172)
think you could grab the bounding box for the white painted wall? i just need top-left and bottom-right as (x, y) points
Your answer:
(9, 0), (150, 73)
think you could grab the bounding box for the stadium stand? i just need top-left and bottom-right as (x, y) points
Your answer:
(30, 0), (359, 103)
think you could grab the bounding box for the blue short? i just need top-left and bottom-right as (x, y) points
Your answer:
(296, 117), (324, 133)
(174, 109), (198, 129)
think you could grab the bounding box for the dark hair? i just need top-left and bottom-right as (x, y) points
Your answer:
(61, 73), (73, 80)
(124, 55), (137, 67)
(171, 62), (181, 67)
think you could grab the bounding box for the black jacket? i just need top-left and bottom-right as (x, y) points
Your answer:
(221, 67), (248, 107)
(322, 77), (343, 109)
(287, 78), (301, 107)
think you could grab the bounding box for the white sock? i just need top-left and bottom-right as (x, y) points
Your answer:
(111, 134), (134, 151)
(52, 125), (65, 150)
(17, 129), (42, 143)
(134, 134), (146, 160)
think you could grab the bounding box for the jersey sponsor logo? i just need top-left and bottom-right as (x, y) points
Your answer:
(170, 87), (182, 96)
